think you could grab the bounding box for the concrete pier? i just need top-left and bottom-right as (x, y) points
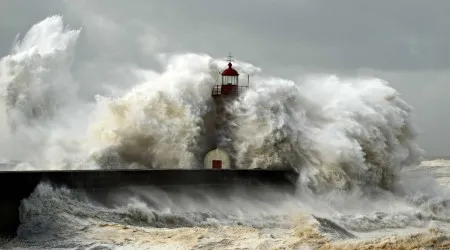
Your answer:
(0, 169), (298, 237)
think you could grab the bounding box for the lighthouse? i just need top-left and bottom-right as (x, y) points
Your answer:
(204, 54), (249, 169)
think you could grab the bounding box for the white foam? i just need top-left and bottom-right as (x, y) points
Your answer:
(1, 13), (448, 250)
(0, 16), (425, 193)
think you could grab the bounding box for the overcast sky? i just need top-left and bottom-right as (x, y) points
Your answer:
(1, 0), (450, 156)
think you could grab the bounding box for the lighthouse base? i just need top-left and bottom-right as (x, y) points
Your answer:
(204, 148), (231, 169)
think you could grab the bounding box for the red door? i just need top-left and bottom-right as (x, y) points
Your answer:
(212, 160), (222, 169)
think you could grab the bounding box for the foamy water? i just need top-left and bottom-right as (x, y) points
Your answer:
(0, 16), (423, 191)
(1, 160), (448, 249)
(0, 15), (449, 249)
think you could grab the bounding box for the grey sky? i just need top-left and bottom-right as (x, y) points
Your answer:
(0, 0), (449, 156)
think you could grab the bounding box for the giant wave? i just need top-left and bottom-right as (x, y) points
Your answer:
(1, 14), (450, 250)
(0, 15), (424, 194)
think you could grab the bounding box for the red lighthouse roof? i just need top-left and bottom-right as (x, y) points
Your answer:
(221, 62), (239, 76)
(211, 53), (248, 97)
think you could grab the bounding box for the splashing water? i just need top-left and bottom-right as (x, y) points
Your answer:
(0, 15), (424, 192)
(231, 75), (424, 192)
(0, 15), (84, 168)
(1, 14), (449, 250)
(0, 15), (80, 128)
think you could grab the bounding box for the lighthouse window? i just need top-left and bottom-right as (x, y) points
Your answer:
(223, 76), (238, 85)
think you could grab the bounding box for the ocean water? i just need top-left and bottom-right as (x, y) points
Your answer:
(0, 15), (448, 249)
(0, 159), (447, 249)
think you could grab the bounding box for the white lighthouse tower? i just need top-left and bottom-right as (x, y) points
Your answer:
(204, 54), (249, 169)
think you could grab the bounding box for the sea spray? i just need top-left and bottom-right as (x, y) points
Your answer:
(1, 13), (448, 250)
(0, 16), (424, 193)
(0, 15), (82, 166)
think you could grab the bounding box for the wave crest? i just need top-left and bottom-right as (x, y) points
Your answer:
(0, 16), (424, 192)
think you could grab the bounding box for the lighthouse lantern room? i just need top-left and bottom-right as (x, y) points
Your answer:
(211, 53), (248, 97)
